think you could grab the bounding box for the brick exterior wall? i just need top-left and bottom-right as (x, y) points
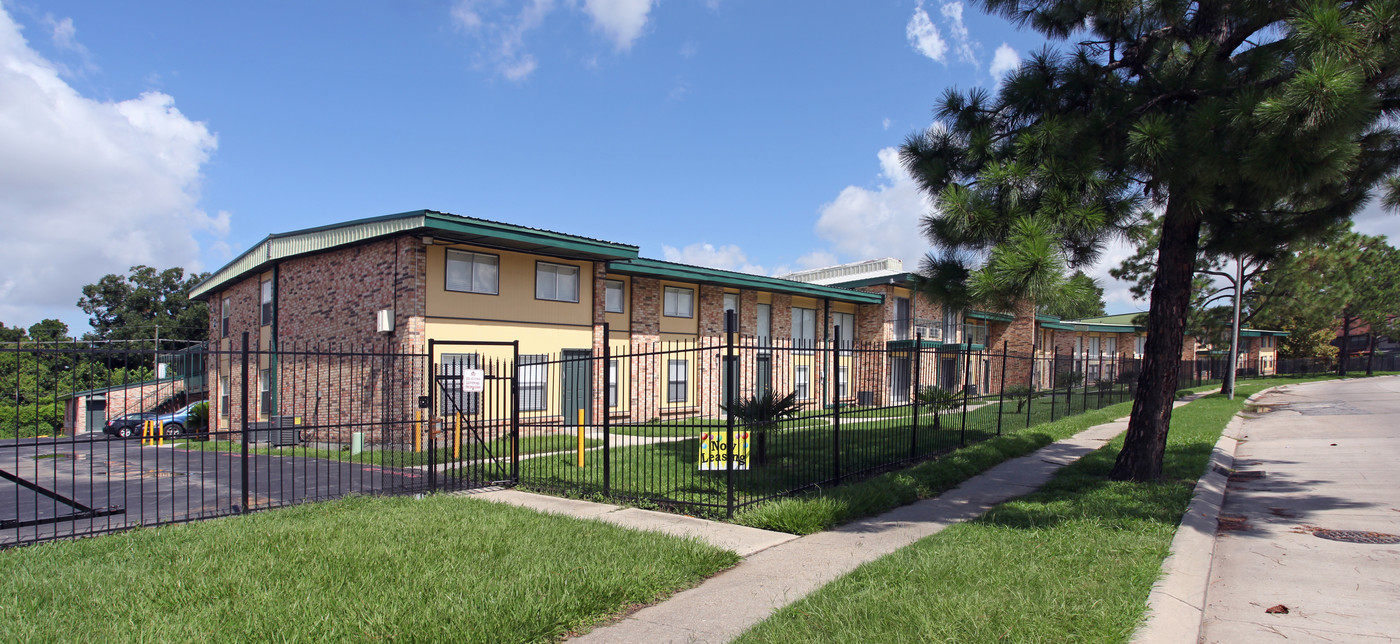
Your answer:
(628, 277), (661, 421)
(986, 300), (1036, 393)
(206, 235), (427, 444)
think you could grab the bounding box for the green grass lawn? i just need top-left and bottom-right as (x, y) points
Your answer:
(0, 494), (738, 643)
(732, 376), (1326, 643)
(515, 384), (1136, 520)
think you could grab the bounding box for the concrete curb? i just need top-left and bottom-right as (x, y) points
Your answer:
(1131, 386), (1282, 644)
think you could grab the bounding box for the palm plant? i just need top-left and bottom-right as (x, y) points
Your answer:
(187, 401), (209, 438)
(916, 386), (962, 432)
(722, 390), (800, 467)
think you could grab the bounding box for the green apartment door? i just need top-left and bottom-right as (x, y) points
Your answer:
(562, 349), (592, 427)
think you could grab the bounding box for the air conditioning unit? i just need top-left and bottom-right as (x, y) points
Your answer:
(376, 308), (394, 333)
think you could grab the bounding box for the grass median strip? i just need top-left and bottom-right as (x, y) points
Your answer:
(0, 494), (738, 643)
(733, 378), (1323, 643)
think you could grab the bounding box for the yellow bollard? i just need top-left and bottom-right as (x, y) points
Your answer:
(142, 420), (151, 446)
(157, 420), (165, 447)
(414, 409), (423, 453)
(453, 412), (462, 460)
(577, 409), (585, 468)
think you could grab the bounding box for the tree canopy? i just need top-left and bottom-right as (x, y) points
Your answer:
(901, 0), (1400, 480)
(77, 265), (210, 345)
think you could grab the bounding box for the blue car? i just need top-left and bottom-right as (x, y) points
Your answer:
(104, 402), (205, 439)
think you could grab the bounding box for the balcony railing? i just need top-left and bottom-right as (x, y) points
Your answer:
(891, 317), (946, 342)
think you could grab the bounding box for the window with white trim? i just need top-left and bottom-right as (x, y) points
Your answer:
(535, 262), (580, 302)
(667, 359), (688, 403)
(605, 280), (625, 313)
(446, 250), (499, 295)
(663, 287), (694, 318)
(519, 355), (547, 412)
(723, 293), (739, 330)
(221, 298), (230, 338)
(1105, 337), (1117, 356)
(838, 365), (849, 399)
(260, 280), (273, 326)
(792, 307), (816, 350)
(795, 365), (811, 400)
(259, 369), (272, 414)
(833, 312), (855, 350)
(608, 358), (619, 407)
(757, 303), (771, 349)
(220, 376), (229, 417)
(1088, 337), (1100, 357)
(1134, 335), (1147, 357)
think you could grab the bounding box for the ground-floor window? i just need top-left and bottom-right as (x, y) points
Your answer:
(667, 359), (688, 403)
(520, 355), (547, 411)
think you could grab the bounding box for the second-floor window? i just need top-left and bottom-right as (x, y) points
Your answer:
(259, 369), (272, 414)
(833, 312), (855, 349)
(605, 280), (625, 313)
(894, 297), (911, 340)
(792, 307), (816, 350)
(535, 262), (580, 302)
(1135, 335), (1147, 356)
(757, 303), (771, 348)
(446, 250), (499, 295)
(723, 293), (739, 330)
(260, 280), (273, 326)
(221, 297), (231, 338)
(664, 286), (693, 318)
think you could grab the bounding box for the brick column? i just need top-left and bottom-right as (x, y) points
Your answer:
(629, 277), (661, 422)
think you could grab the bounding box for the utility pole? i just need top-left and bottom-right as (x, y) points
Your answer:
(1224, 257), (1243, 400)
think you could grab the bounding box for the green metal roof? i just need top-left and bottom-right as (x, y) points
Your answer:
(190, 210), (640, 300)
(606, 258), (885, 304)
(1072, 313), (1148, 326)
(967, 309), (1015, 323)
(59, 377), (181, 401)
(1240, 329), (1291, 337)
(1039, 322), (1077, 331)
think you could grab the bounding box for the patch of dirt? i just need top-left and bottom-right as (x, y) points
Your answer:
(1219, 515), (1251, 532)
(1269, 507), (1301, 519)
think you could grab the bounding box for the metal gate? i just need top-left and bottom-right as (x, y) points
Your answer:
(427, 339), (519, 492)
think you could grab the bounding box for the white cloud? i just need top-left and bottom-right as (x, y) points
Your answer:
(451, 0), (657, 78)
(906, 2), (947, 63)
(679, 40), (697, 59)
(452, 0), (555, 81)
(662, 243), (768, 275)
(1082, 235), (1143, 314)
(1353, 195), (1400, 242)
(581, 0), (654, 51)
(882, 117), (891, 130)
(813, 147), (932, 270)
(939, 2), (976, 66)
(989, 42), (1019, 84)
(0, 6), (222, 327)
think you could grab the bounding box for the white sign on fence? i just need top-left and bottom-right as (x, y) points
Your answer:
(462, 369), (485, 393)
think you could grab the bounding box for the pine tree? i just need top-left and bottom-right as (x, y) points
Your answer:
(901, 1), (1400, 480)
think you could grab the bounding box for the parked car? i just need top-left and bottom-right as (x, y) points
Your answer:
(103, 402), (206, 439)
(103, 413), (155, 439)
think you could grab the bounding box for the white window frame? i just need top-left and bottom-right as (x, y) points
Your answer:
(519, 355), (547, 412)
(838, 365), (849, 399)
(605, 280), (625, 313)
(535, 261), (580, 303)
(445, 249), (500, 295)
(792, 307), (817, 350)
(260, 280), (273, 326)
(723, 293), (739, 330)
(259, 368), (272, 415)
(1134, 335), (1147, 357)
(221, 297), (231, 338)
(667, 359), (688, 403)
(833, 312), (855, 350)
(1105, 337), (1116, 357)
(757, 303), (772, 349)
(795, 365), (811, 400)
(608, 358), (619, 407)
(663, 287), (694, 318)
(1088, 337), (1100, 357)
(220, 376), (229, 417)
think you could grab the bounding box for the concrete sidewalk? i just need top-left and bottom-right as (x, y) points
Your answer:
(472, 404), (1176, 643)
(1195, 376), (1400, 643)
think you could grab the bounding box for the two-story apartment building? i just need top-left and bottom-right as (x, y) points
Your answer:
(190, 210), (886, 439)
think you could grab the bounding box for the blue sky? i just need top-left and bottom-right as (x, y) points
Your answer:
(2, 1), (1396, 334)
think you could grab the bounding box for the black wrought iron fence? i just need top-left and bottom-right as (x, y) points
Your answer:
(9, 327), (1374, 547)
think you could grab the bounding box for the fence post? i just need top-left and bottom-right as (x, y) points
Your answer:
(427, 338), (436, 492)
(724, 311), (736, 519)
(996, 341), (1008, 436)
(1097, 353), (1105, 408)
(833, 324), (843, 480)
(240, 331), (250, 514)
(910, 333), (921, 459)
(959, 345), (971, 446)
(1026, 348), (1036, 428)
(602, 323), (611, 496)
(1050, 348), (1059, 422)
(511, 340), (520, 483)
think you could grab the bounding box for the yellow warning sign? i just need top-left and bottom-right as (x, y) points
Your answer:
(698, 430), (750, 471)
